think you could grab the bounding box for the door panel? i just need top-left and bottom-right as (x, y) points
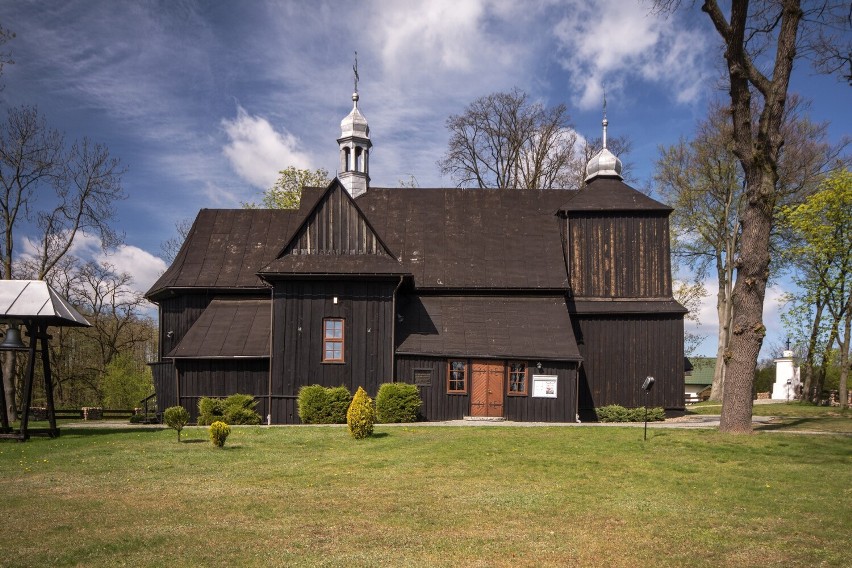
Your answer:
(470, 360), (504, 417)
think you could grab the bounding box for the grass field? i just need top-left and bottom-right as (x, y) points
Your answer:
(0, 424), (849, 567)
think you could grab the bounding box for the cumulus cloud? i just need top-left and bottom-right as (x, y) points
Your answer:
(221, 106), (315, 189)
(552, 0), (711, 109)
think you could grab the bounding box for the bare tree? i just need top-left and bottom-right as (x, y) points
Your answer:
(439, 89), (585, 189)
(655, 0), (851, 433)
(160, 218), (193, 264)
(0, 106), (125, 422)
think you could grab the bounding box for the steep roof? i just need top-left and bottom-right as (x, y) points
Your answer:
(559, 177), (672, 213)
(358, 188), (572, 289)
(0, 280), (90, 327)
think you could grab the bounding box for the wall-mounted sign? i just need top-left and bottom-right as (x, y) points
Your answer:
(532, 375), (558, 398)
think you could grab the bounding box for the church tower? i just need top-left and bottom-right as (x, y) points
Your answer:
(338, 57), (371, 197)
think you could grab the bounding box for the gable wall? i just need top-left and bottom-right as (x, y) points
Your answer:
(159, 294), (215, 358)
(568, 213), (672, 298)
(287, 185), (387, 256)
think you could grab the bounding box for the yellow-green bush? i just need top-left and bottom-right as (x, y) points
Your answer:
(163, 405), (190, 442)
(346, 386), (375, 440)
(209, 421), (231, 447)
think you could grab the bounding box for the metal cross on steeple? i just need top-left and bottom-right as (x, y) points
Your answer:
(353, 51), (359, 93)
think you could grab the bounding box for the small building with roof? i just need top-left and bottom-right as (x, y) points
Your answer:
(146, 88), (686, 423)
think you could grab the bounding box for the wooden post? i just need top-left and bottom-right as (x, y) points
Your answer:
(17, 321), (39, 441)
(39, 324), (59, 437)
(0, 358), (9, 433)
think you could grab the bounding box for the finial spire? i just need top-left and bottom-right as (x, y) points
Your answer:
(602, 87), (608, 150)
(353, 51), (359, 94)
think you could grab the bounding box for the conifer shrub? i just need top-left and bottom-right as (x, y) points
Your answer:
(222, 394), (262, 425)
(375, 382), (422, 423)
(298, 385), (351, 424)
(197, 397), (226, 425)
(197, 394), (262, 425)
(209, 421), (231, 447)
(347, 386), (375, 439)
(163, 405), (190, 442)
(595, 405), (665, 422)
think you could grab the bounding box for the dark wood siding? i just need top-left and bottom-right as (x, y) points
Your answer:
(158, 294), (214, 358)
(175, 358), (269, 422)
(504, 362), (578, 422)
(572, 314), (684, 414)
(271, 279), (396, 423)
(568, 213), (672, 298)
(396, 357), (578, 422)
(396, 356), (468, 421)
(287, 185), (387, 256)
(150, 361), (176, 409)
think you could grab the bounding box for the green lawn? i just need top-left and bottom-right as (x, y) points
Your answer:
(0, 425), (849, 567)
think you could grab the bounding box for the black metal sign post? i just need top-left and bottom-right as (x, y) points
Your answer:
(641, 376), (655, 441)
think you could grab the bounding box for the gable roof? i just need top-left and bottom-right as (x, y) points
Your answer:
(559, 177), (672, 213)
(358, 188), (572, 289)
(260, 180), (402, 277)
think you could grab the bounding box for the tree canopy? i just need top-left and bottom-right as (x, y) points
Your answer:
(243, 166), (330, 210)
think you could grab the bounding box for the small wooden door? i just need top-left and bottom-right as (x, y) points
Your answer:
(470, 360), (504, 417)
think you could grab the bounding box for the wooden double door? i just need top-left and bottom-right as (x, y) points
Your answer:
(470, 360), (505, 417)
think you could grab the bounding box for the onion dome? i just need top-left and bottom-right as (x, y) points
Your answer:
(585, 115), (623, 183)
(340, 92), (370, 140)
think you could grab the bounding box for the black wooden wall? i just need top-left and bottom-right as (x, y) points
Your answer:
(396, 356), (579, 422)
(175, 358), (270, 421)
(567, 213), (672, 298)
(271, 279), (396, 423)
(572, 314), (684, 415)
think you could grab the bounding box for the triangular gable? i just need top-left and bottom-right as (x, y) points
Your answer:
(276, 179), (396, 260)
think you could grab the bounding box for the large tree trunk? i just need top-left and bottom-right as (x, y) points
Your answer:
(837, 297), (851, 410)
(800, 294), (826, 402)
(719, 173), (774, 433)
(710, 258), (734, 401)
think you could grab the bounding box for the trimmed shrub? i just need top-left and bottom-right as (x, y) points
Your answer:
(209, 421), (231, 447)
(197, 394), (262, 425)
(197, 397), (226, 425)
(298, 385), (352, 424)
(375, 382), (422, 423)
(222, 394), (262, 425)
(347, 386), (376, 439)
(596, 404), (665, 422)
(163, 405), (190, 442)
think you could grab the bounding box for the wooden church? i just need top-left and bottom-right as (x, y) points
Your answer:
(146, 89), (686, 423)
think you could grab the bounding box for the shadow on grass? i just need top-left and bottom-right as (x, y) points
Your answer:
(755, 418), (812, 431)
(57, 427), (167, 437)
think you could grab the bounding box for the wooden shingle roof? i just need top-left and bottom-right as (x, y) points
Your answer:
(396, 295), (581, 361)
(358, 188), (573, 290)
(559, 177), (672, 213)
(167, 297), (270, 358)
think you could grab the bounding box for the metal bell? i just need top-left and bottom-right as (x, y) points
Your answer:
(0, 324), (27, 350)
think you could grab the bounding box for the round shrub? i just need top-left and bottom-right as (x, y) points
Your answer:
(163, 405), (190, 442)
(375, 382), (422, 423)
(298, 385), (351, 424)
(347, 386), (375, 440)
(225, 407), (262, 425)
(209, 421), (231, 447)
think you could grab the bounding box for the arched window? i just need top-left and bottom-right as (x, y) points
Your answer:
(343, 148), (351, 172)
(355, 147), (363, 172)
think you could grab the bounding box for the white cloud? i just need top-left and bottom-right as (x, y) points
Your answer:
(95, 245), (167, 297)
(221, 106), (315, 189)
(552, 0), (711, 109)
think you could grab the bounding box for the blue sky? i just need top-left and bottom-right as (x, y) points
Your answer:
(1, 0), (849, 359)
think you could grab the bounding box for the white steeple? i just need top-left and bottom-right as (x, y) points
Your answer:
(338, 52), (371, 197)
(584, 93), (623, 183)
